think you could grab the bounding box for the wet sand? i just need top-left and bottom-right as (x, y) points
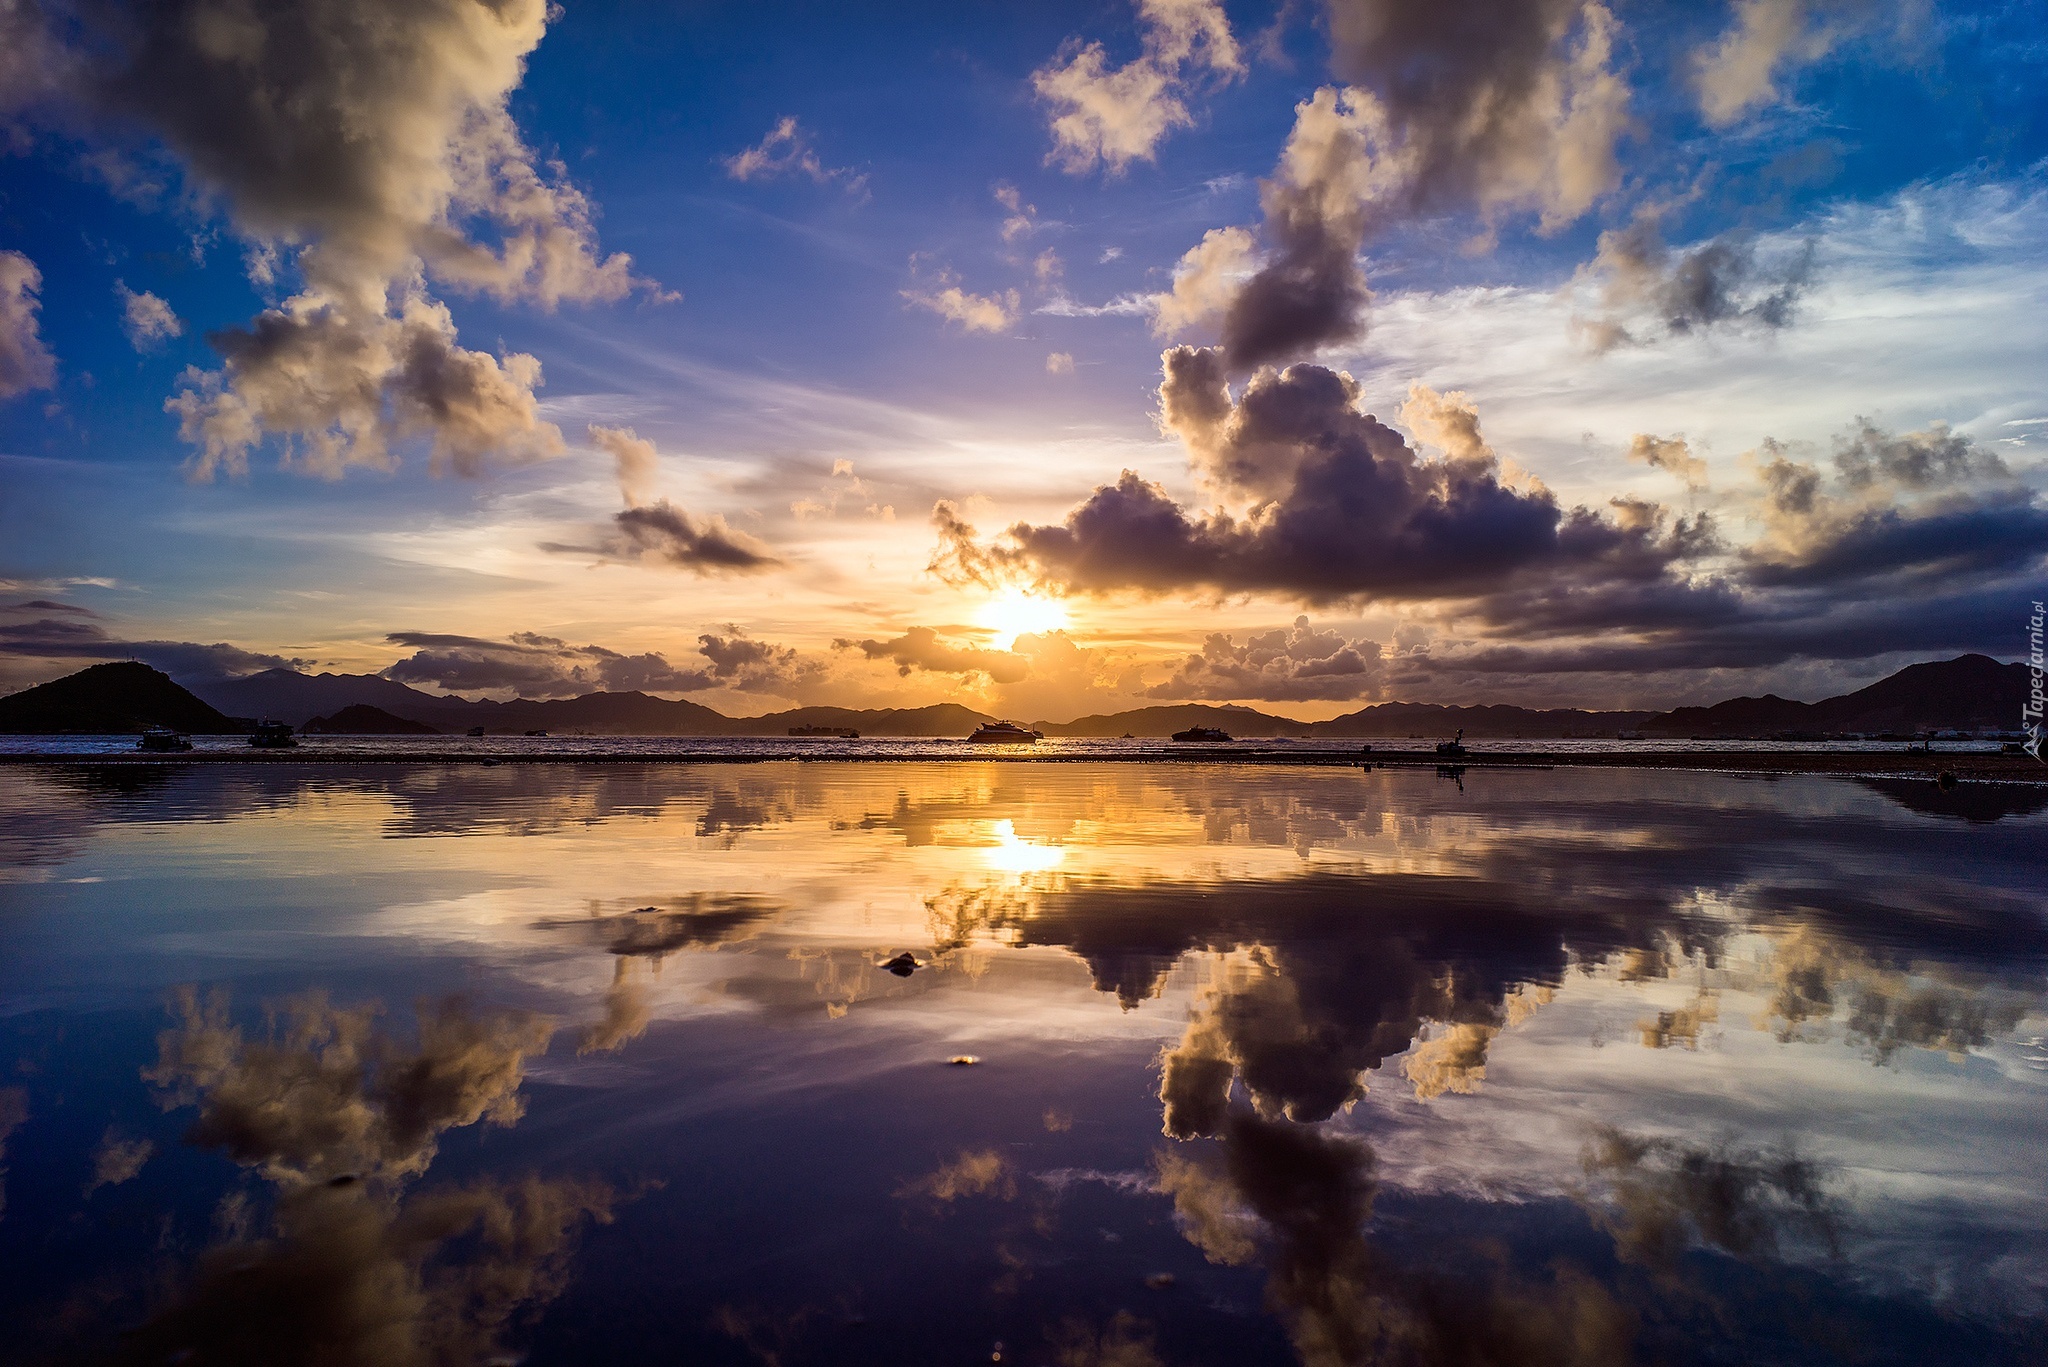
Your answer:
(4, 746), (2042, 782)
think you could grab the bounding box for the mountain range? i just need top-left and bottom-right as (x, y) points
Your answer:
(1, 654), (2029, 739)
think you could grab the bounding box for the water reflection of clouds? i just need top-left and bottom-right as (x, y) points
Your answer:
(121, 990), (613, 1366)
(6, 762), (2046, 1358)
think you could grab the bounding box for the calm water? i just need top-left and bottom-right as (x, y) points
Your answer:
(0, 762), (2042, 1366)
(0, 733), (2015, 759)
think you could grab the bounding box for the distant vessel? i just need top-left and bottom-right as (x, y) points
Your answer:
(1435, 729), (1468, 757)
(467, 725), (487, 738)
(137, 727), (191, 752)
(249, 720), (297, 749)
(524, 729), (548, 737)
(968, 720), (1041, 743)
(1172, 726), (1232, 742)
(789, 725), (859, 738)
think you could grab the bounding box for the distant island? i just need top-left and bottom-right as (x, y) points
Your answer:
(0, 655), (2029, 741)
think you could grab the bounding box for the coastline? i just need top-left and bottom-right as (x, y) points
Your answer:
(2, 745), (2043, 783)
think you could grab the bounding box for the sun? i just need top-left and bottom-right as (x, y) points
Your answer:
(976, 590), (1070, 651)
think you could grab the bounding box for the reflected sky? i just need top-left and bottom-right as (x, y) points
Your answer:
(0, 762), (2042, 1365)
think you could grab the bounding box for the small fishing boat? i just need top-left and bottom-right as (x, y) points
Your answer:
(137, 727), (191, 752)
(968, 720), (1041, 743)
(789, 725), (859, 738)
(524, 730), (548, 737)
(249, 720), (298, 749)
(1435, 729), (1468, 757)
(1171, 726), (1231, 742)
(467, 725), (487, 738)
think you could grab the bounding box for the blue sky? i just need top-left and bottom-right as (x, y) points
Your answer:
(0, 0), (2044, 716)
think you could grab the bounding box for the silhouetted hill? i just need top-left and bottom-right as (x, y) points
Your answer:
(0, 662), (242, 734)
(195, 669), (452, 728)
(1644, 655), (2027, 736)
(1039, 704), (1313, 737)
(733, 703), (996, 736)
(1309, 701), (1651, 739)
(432, 692), (733, 735)
(37, 653), (2026, 742)
(302, 704), (441, 735)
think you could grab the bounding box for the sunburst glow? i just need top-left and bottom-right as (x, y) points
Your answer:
(975, 590), (1070, 651)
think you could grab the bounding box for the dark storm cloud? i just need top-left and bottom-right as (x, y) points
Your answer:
(383, 630), (710, 697)
(382, 628), (814, 698)
(1218, 88), (1378, 370)
(561, 499), (780, 574)
(1320, 0), (1628, 229)
(1578, 213), (1815, 351)
(1198, 0), (1628, 369)
(1148, 617), (1385, 701)
(1740, 421), (2044, 589)
(952, 359), (2035, 677)
(990, 350), (1709, 608)
(0, 615), (308, 679)
(833, 626), (1029, 684)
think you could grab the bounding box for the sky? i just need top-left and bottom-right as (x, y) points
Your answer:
(0, 0), (2043, 719)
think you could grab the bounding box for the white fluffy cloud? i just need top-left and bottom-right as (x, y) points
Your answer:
(18, 0), (659, 477)
(0, 251), (56, 399)
(1034, 0), (1242, 176)
(115, 282), (184, 351)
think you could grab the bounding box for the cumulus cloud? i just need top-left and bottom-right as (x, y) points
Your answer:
(723, 116), (866, 194)
(1575, 210), (1814, 351)
(586, 423), (660, 506)
(116, 281), (183, 350)
(901, 271), (1019, 334)
(1741, 419), (2041, 588)
(834, 626), (1030, 684)
(1627, 433), (1710, 490)
(1147, 617), (1384, 701)
(85, 1127), (155, 1195)
(16, 0), (657, 475)
(1033, 0), (1243, 176)
(982, 350), (1710, 609)
(1150, 225), (1256, 336)
(381, 628), (815, 698)
(1046, 350), (1075, 375)
(0, 250), (56, 399)
(1171, 0), (1629, 370)
(1217, 87), (1383, 370)
(1324, 0), (1630, 232)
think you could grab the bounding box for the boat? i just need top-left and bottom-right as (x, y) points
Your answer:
(1435, 729), (1468, 758)
(523, 729), (548, 737)
(249, 719), (298, 749)
(1171, 726), (1232, 742)
(137, 727), (191, 752)
(466, 725), (486, 738)
(968, 720), (1041, 743)
(789, 725), (859, 738)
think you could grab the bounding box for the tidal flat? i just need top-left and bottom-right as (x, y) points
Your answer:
(1, 761), (2043, 1365)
